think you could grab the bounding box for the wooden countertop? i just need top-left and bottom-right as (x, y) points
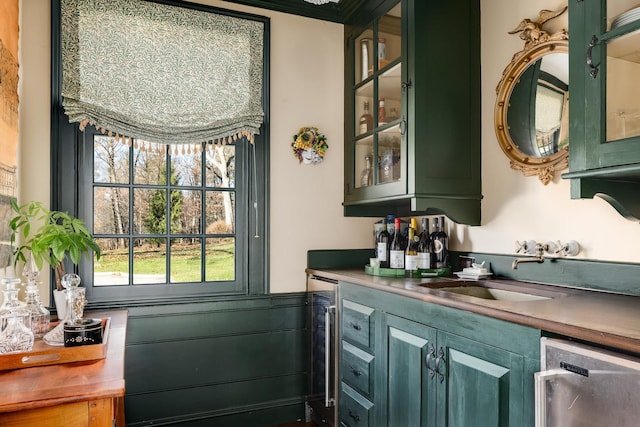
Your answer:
(0, 309), (127, 413)
(307, 268), (640, 355)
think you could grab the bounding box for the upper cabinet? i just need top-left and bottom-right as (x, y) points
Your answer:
(566, 0), (640, 220)
(342, 0), (482, 225)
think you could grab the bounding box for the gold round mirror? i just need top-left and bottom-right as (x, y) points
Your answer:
(495, 7), (569, 185)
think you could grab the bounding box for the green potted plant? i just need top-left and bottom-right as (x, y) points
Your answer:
(8, 200), (101, 311)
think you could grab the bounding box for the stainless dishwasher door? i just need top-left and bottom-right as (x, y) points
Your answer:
(535, 337), (640, 427)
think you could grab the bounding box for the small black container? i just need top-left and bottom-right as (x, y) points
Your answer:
(64, 318), (103, 347)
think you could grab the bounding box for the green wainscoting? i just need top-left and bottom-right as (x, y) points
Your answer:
(123, 293), (307, 426)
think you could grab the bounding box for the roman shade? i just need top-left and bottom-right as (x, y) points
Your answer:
(60, 0), (264, 151)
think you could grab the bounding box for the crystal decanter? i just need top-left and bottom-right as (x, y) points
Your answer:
(43, 273), (86, 346)
(22, 253), (51, 338)
(0, 277), (34, 354)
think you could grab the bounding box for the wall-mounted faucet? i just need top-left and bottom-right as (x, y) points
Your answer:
(512, 240), (580, 269)
(512, 242), (545, 269)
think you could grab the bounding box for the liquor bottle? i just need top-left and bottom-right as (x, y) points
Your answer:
(433, 216), (449, 269)
(389, 217), (405, 270)
(405, 218), (419, 277)
(378, 98), (386, 126)
(359, 153), (373, 187)
(417, 217), (432, 270)
(376, 214), (394, 268)
(359, 101), (373, 135)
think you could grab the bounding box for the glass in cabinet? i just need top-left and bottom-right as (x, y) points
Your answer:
(566, 0), (640, 220)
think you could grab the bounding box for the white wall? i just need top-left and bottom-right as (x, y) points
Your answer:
(450, 0), (640, 264)
(17, 0), (640, 299)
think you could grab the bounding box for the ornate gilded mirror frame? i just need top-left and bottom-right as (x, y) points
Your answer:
(495, 7), (569, 185)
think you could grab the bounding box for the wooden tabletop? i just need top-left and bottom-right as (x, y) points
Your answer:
(0, 309), (127, 413)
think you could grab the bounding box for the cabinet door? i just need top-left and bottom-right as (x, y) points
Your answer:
(381, 314), (437, 427)
(436, 331), (525, 427)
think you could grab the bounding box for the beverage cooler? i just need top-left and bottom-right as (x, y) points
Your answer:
(535, 337), (640, 426)
(306, 275), (338, 427)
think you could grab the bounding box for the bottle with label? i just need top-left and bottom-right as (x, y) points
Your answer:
(432, 216), (449, 269)
(376, 214), (394, 268)
(417, 217), (432, 270)
(359, 101), (373, 135)
(389, 217), (405, 270)
(405, 218), (419, 277)
(378, 98), (386, 126)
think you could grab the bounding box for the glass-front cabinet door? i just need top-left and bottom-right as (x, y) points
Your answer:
(567, 0), (640, 219)
(348, 2), (404, 199)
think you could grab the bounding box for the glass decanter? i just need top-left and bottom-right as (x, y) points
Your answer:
(0, 277), (34, 354)
(22, 253), (51, 338)
(43, 273), (86, 346)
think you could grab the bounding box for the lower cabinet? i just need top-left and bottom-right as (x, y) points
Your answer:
(339, 281), (540, 427)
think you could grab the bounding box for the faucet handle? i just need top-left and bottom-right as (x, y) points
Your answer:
(556, 240), (580, 257)
(515, 240), (526, 253)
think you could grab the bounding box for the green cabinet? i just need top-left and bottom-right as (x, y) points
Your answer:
(565, 0), (640, 220)
(342, 0), (481, 225)
(339, 282), (540, 427)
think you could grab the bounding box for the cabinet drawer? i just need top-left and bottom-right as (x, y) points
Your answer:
(340, 382), (373, 427)
(342, 340), (374, 396)
(342, 299), (375, 350)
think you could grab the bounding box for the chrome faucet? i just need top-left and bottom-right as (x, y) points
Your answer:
(512, 243), (545, 269)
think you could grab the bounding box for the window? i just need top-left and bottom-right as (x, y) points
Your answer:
(52, 0), (270, 305)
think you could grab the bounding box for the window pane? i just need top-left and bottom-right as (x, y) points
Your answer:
(94, 187), (129, 234)
(134, 188), (168, 234)
(205, 144), (235, 188)
(133, 239), (167, 284)
(133, 145), (167, 185)
(170, 238), (202, 283)
(173, 190), (201, 234)
(172, 150), (202, 186)
(206, 237), (235, 281)
(206, 191), (235, 234)
(94, 136), (130, 184)
(94, 238), (129, 286)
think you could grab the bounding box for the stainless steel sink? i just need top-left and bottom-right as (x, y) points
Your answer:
(440, 285), (551, 302)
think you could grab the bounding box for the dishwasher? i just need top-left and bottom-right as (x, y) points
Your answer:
(306, 275), (338, 427)
(535, 337), (640, 426)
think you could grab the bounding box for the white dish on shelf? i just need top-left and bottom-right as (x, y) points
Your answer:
(611, 6), (640, 29)
(454, 271), (493, 280)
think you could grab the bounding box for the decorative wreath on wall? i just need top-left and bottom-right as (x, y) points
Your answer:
(291, 126), (329, 165)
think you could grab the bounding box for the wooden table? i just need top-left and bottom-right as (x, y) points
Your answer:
(0, 310), (127, 427)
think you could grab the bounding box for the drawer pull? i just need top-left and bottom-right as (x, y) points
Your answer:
(350, 365), (362, 377)
(348, 409), (361, 422)
(350, 322), (362, 331)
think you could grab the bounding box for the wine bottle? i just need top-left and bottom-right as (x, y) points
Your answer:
(417, 217), (432, 270)
(433, 216), (449, 269)
(378, 98), (386, 126)
(359, 153), (373, 187)
(359, 101), (373, 135)
(389, 217), (405, 269)
(405, 218), (419, 277)
(376, 214), (394, 268)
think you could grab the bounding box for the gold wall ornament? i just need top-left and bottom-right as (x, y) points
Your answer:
(494, 7), (569, 185)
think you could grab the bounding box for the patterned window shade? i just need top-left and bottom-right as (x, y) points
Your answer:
(60, 0), (264, 149)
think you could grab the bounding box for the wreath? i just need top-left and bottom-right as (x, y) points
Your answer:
(291, 126), (329, 164)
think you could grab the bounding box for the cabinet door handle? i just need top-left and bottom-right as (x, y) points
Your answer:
(350, 365), (362, 377)
(400, 116), (407, 135)
(586, 35), (599, 79)
(348, 409), (361, 422)
(425, 344), (436, 378)
(434, 347), (446, 383)
(350, 322), (362, 331)
(401, 80), (412, 91)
